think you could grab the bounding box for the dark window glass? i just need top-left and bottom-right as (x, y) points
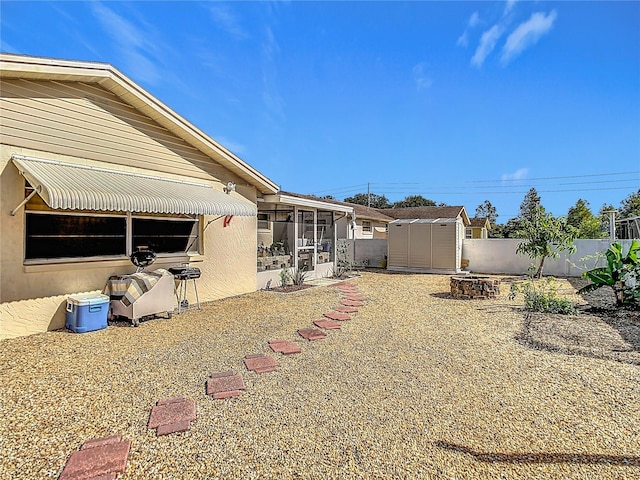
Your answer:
(132, 218), (197, 253)
(25, 214), (126, 259)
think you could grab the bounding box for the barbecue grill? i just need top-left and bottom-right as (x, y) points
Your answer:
(168, 265), (201, 313)
(131, 247), (157, 272)
(104, 247), (175, 326)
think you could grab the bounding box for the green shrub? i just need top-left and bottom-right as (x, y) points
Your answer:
(291, 266), (310, 286)
(279, 268), (291, 288)
(578, 240), (640, 308)
(509, 277), (576, 315)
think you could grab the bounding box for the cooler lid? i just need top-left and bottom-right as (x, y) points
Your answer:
(67, 293), (110, 306)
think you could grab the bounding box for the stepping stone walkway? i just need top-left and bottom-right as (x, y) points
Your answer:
(298, 328), (327, 341)
(59, 435), (131, 480)
(323, 311), (351, 321)
(314, 319), (341, 330)
(269, 339), (302, 355)
(58, 281), (371, 478)
(207, 371), (246, 399)
(148, 397), (196, 436)
(244, 354), (278, 373)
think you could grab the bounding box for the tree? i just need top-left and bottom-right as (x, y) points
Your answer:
(519, 187), (542, 222)
(343, 193), (391, 209)
(321, 195), (335, 200)
(515, 205), (579, 278)
(619, 189), (640, 218)
(475, 200), (498, 225)
(392, 195), (436, 208)
(566, 199), (605, 239)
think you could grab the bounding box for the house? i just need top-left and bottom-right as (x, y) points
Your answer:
(466, 217), (491, 239)
(0, 53), (280, 339)
(384, 206), (471, 273)
(341, 203), (394, 239)
(256, 191), (353, 287)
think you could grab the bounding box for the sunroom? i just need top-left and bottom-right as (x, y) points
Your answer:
(256, 192), (354, 288)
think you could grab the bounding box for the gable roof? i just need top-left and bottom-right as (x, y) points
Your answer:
(380, 206), (470, 225)
(0, 53), (279, 195)
(469, 217), (491, 229)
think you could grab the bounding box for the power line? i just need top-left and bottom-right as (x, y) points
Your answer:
(465, 171), (640, 183)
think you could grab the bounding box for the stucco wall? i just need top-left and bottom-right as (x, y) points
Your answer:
(0, 145), (258, 339)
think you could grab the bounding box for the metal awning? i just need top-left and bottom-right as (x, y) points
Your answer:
(11, 155), (257, 216)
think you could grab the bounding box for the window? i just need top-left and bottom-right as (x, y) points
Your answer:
(362, 221), (372, 233)
(465, 228), (473, 239)
(257, 213), (271, 230)
(25, 212), (126, 260)
(25, 209), (199, 261)
(132, 217), (198, 254)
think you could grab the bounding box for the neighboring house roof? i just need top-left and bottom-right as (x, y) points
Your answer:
(346, 203), (395, 222)
(262, 191), (354, 214)
(379, 206), (470, 225)
(469, 217), (491, 229)
(0, 53), (279, 195)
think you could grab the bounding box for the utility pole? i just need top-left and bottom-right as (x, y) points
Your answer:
(605, 210), (617, 242)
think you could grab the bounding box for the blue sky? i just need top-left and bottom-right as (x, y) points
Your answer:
(1, 1), (639, 221)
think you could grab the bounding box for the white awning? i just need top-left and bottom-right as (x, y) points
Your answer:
(12, 155), (257, 216)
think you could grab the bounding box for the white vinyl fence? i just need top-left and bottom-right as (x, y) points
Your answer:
(462, 239), (635, 277)
(343, 238), (635, 277)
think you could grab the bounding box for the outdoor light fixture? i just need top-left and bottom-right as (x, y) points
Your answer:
(224, 181), (236, 194)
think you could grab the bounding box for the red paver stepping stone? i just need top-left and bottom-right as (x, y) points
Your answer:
(148, 397), (196, 436)
(323, 311), (351, 321)
(334, 305), (358, 313)
(314, 319), (341, 330)
(207, 371), (246, 399)
(268, 339), (302, 355)
(343, 295), (366, 302)
(244, 354), (278, 373)
(59, 435), (131, 480)
(298, 328), (327, 341)
(341, 299), (364, 307)
(337, 285), (358, 292)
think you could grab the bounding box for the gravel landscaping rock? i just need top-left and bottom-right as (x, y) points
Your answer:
(1, 273), (638, 479)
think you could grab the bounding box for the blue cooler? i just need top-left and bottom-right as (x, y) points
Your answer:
(65, 293), (109, 333)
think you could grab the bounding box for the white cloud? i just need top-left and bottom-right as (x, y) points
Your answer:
(208, 4), (248, 40)
(468, 11), (480, 27)
(261, 26), (285, 126)
(91, 2), (162, 85)
(471, 25), (503, 67)
(501, 168), (529, 182)
(501, 10), (557, 64)
(412, 63), (433, 91)
(504, 0), (518, 16)
(457, 32), (469, 47)
(457, 12), (480, 47)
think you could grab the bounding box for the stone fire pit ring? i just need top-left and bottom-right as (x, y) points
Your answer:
(450, 275), (500, 299)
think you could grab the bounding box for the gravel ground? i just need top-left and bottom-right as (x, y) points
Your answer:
(1, 272), (639, 479)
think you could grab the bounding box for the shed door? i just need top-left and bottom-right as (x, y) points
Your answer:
(388, 223), (409, 267)
(431, 223), (456, 269)
(409, 223), (432, 269)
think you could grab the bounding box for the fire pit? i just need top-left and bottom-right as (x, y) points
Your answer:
(450, 275), (500, 299)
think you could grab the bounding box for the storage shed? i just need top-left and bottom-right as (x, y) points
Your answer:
(385, 206), (470, 274)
